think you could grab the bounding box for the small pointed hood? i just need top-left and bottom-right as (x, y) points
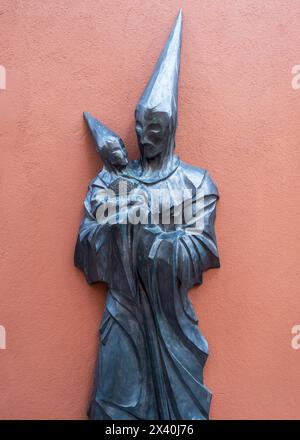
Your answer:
(136, 10), (183, 124)
(83, 111), (127, 172)
(83, 111), (120, 154)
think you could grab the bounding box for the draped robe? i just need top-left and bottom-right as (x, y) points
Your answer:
(74, 158), (220, 420)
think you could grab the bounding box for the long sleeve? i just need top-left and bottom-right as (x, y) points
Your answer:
(139, 170), (220, 290)
(177, 170), (220, 287)
(74, 177), (113, 285)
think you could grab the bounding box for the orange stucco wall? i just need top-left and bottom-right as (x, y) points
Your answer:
(1, 1), (300, 420)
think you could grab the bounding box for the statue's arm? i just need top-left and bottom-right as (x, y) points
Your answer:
(74, 178), (113, 285)
(144, 171), (220, 288)
(176, 171), (220, 286)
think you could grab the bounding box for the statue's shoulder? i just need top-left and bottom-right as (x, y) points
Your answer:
(88, 169), (110, 190)
(180, 161), (219, 196)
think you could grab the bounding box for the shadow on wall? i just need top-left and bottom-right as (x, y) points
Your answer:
(0, 325), (6, 349)
(0, 65), (6, 90)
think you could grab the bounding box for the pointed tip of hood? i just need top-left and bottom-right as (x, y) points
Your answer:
(83, 111), (96, 131)
(136, 11), (183, 119)
(176, 9), (183, 26)
(83, 112), (120, 153)
(83, 111), (91, 121)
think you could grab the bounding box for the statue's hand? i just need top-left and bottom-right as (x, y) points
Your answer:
(144, 226), (185, 241)
(159, 229), (184, 241)
(144, 224), (162, 235)
(143, 226), (184, 264)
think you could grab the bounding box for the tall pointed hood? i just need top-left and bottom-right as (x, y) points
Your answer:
(136, 10), (183, 124)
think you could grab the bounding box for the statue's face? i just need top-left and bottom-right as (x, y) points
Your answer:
(135, 108), (171, 159)
(106, 139), (128, 168)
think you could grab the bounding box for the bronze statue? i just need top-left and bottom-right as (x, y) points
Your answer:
(75, 10), (220, 420)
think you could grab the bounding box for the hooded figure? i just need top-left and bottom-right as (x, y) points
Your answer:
(75, 10), (220, 420)
(133, 10), (182, 182)
(83, 111), (128, 174)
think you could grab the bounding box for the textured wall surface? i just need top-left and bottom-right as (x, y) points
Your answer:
(1, 0), (300, 419)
